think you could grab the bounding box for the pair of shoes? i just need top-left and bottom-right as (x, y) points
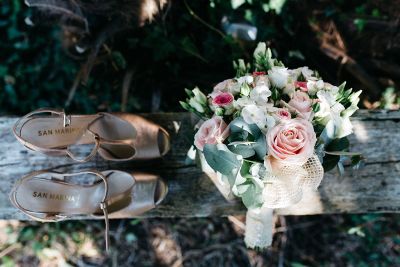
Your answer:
(10, 108), (170, 252)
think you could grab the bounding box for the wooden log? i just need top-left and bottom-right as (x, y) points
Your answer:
(0, 111), (400, 220)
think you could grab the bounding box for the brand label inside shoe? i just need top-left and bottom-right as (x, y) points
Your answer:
(33, 191), (80, 202)
(38, 127), (83, 137)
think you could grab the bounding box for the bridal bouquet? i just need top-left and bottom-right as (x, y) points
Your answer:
(180, 43), (362, 249)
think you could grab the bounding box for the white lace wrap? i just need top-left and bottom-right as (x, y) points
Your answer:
(200, 152), (324, 249)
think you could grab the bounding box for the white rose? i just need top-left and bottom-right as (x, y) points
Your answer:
(307, 80), (324, 95)
(268, 66), (289, 88)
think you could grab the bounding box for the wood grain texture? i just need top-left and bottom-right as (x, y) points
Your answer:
(0, 110), (399, 220)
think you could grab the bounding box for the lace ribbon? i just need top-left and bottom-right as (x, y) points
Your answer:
(246, 154), (324, 248)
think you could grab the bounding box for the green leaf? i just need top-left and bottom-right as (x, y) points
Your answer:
(228, 143), (255, 158)
(0, 65), (7, 77)
(348, 226), (366, 237)
(322, 154), (340, 172)
(231, 0), (246, 9)
(184, 88), (194, 97)
(269, 0), (287, 14)
(1, 256), (15, 267)
(252, 133), (267, 159)
(354, 18), (366, 33)
(241, 183), (263, 209)
(230, 117), (259, 136)
(179, 101), (190, 111)
(326, 137), (349, 152)
(203, 144), (242, 178)
(111, 51), (127, 69)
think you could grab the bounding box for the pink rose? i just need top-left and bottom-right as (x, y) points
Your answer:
(294, 81), (308, 92)
(211, 92), (234, 107)
(267, 118), (316, 165)
(213, 79), (235, 92)
(194, 116), (229, 151)
(288, 91), (313, 120)
(274, 108), (291, 121)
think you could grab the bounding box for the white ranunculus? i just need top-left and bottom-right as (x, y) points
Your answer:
(241, 104), (276, 131)
(234, 96), (255, 109)
(241, 104), (267, 129)
(250, 84), (271, 106)
(237, 75), (254, 85)
(265, 114), (276, 129)
(268, 66), (289, 88)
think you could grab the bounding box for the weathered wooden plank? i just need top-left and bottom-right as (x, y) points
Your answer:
(0, 110), (400, 220)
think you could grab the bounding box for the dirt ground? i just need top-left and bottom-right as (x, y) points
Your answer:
(1, 214), (399, 266)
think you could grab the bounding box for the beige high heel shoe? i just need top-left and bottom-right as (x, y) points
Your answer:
(9, 170), (168, 252)
(13, 108), (170, 162)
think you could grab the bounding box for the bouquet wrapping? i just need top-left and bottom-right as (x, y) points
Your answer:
(181, 43), (362, 248)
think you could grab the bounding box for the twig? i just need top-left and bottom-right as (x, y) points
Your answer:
(0, 243), (21, 258)
(162, 0), (172, 22)
(121, 69), (135, 112)
(228, 215), (246, 231)
(183, 0), (226, 39)
(277, 216), (287, 267)
(65, 67), (84, 108)
(25, 0), (89, 32)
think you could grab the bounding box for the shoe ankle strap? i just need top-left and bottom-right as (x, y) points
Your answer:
(13, 108), (101, 162)
(10, 170), (111, 252)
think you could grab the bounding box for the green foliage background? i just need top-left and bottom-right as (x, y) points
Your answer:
(0, 0), (310, 114)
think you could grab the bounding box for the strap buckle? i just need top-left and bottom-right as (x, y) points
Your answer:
(63, 113), (71, 127)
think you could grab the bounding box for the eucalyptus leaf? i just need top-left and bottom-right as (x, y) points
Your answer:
(241, 183), (263, 209)
(230, 117), (260, 138)
(228, 143), (255, 158)
(203, 144), (242, 178)
(252, 133), (267, 159)
(235, 183), (251, 195)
